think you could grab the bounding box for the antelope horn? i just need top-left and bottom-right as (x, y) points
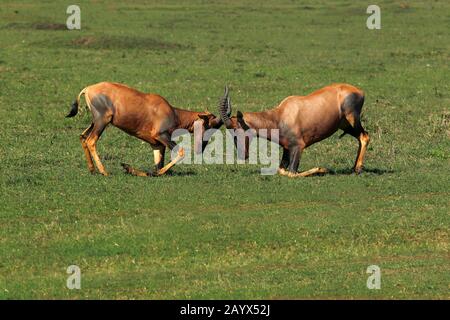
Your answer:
(218, 85), (233, 128)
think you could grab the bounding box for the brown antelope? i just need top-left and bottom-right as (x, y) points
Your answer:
(66, 82), (227, 176)
(219, 83), (370, 177)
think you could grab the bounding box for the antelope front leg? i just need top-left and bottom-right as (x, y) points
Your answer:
(292, 167), (329, 177)
(278, 145), (300, 177)
(277, 145), (328, 177)
(278, 167), (328, 177)
(153, 146), (166, 172)
(122, 145), (167, 177)
(157, 147), (184, 175)
(123, 145), (183, 177)
(121, 164), (151, 177)
(279, 148), (290, 170)
(155, 133), (185, 176)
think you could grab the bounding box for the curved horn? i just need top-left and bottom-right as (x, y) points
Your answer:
(218, 85), (233, 128)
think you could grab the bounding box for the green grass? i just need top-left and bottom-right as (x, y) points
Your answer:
(0, 0), (449, 299)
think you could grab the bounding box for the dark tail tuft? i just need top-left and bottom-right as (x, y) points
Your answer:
(66, 100), (79, 118)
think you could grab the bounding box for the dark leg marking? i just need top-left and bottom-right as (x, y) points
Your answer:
(287, 145), (301, 173)
(279, 148), (290, 169)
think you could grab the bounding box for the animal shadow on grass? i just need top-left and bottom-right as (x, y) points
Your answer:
(121, 163), (196, 177)
(327, 167), (394, 176)
(163, 170), (196, 177)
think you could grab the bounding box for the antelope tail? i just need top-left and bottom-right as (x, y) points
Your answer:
(66, 87), (88, 118)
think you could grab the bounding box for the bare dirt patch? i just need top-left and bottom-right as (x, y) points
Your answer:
(2, 22), (67, 30)
(32, 22), (67, 30)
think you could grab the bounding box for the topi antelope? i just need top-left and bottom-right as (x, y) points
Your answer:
(66, 82), (227, 176)
(219, 83), (370, 177)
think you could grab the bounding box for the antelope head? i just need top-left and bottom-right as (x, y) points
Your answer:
(218, 87), (251, 160)
(194, 87), (230, 154)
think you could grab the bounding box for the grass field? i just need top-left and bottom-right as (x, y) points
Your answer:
(0, 0), (449, 299)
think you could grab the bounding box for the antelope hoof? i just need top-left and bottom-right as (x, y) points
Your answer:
(121, 163), (134, 174)
(156, 170), (166, 176)
(354, 167), (363, 175)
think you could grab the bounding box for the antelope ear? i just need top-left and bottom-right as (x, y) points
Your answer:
(236, 111), (249, 130)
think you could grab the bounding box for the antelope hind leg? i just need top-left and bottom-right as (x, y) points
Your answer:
(85, 121), (109, 176)
(80, 123), (95, 173)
